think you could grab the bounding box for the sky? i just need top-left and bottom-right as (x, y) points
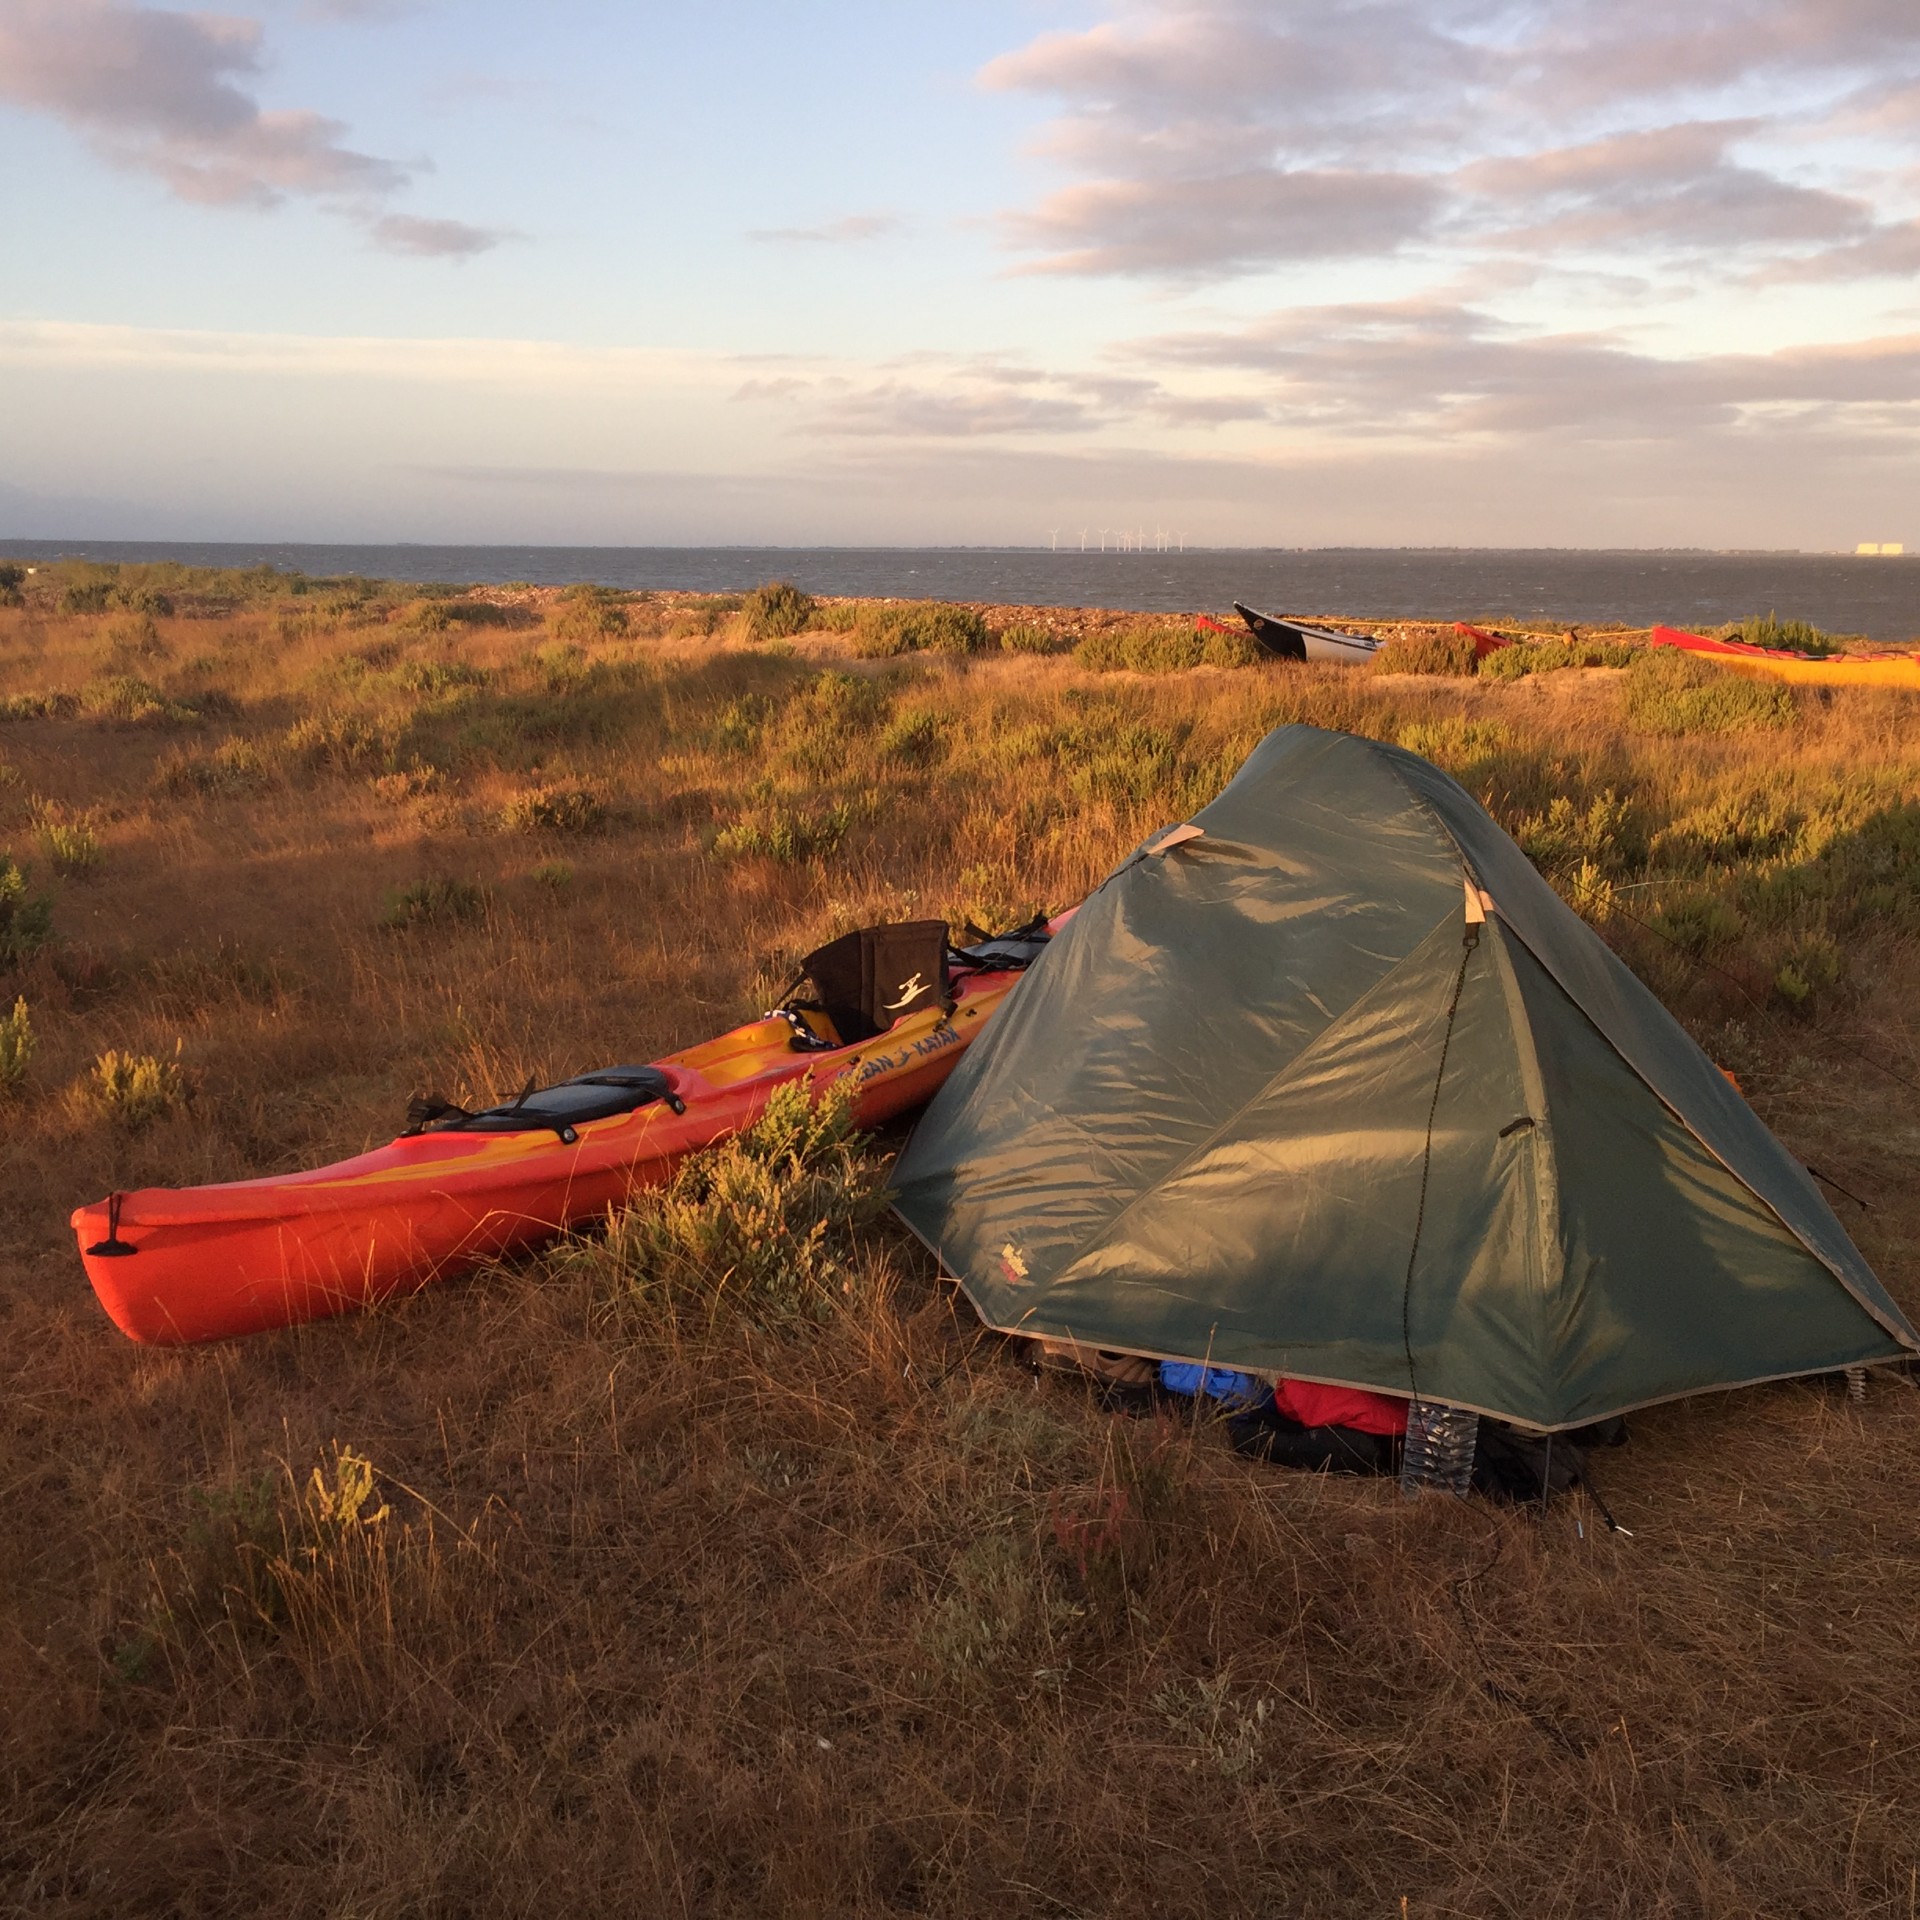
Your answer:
(2, 0), (1918, 548)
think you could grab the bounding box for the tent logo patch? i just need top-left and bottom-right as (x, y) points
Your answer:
(998, 1242), (1030, 1285)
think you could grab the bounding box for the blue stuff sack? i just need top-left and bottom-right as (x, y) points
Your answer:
(1159, 1362), (1263, 1404)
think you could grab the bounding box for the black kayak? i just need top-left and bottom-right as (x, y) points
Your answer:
(1234, 603), (1380, 664)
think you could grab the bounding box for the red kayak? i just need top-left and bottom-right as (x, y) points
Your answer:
(74, 918), (1057, 1345)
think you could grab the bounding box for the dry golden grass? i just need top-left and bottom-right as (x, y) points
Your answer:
(2, 568), (1919, 1916)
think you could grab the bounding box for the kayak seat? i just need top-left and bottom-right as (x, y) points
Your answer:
(403, 1065), (686, 1146)
(785, 919), (953, 1046)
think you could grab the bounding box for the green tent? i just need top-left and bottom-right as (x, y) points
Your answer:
(894, 725), (1917, 1431)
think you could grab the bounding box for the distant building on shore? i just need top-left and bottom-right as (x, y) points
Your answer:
(1856, 542), (1906, 555)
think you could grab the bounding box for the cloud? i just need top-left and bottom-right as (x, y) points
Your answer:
(982, 1), (1920, 280)
(812, 382), (1101, 438)
(724, 353), (1256, 440)
(1134, 300), (1920, 442)
(0, 0), (498, 252)
(302, 0), (421, 17)
(7, 315), (1920, 549)
(1006, 167), (1442, 276)
(369, 213), (507, 258)
(748, 212), (900, 244)
(0, 0), (400, 204)
(1458, 123), (1874, 255)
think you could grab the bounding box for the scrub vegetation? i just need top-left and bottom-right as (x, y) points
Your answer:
(2, 559), (1919, 1916)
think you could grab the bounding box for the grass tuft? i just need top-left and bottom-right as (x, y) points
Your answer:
(36, 811), (104, 877)
(283, 713), (391, 774)
(498, 785), (606, 835)
(586, 1079), (882, 1325)
(0, 854), (53, 968)
(0, 994), (32, 1094)
(153, 738), (273, 796)
(381, 876), (488, 930)
(1720, 612), (1842, 657)
(713, 797), (853, 864)
(83, 1045), (186, 1128)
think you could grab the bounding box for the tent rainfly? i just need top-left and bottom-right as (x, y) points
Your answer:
(893, 725), (1919, 1432)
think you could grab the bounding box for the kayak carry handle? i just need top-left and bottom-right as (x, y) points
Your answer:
(87, 1191), (138, 1258)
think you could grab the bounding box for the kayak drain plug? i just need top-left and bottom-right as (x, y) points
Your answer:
(87, 1192), (139, 1258)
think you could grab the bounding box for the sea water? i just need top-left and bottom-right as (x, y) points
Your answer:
(4, 542), (1918, 641)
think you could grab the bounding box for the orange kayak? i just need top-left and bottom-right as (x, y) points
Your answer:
(73, 943), (1043, 1346)
(1651, 624), (1920, 689)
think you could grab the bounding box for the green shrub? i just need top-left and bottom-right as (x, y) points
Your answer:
(1515, 791), (1642, 878)
(1075, 622), (1256, 673)
(1647, 891), (1746, 954)
(664, 593), (745, 640)
(401, 598), (519, 632)
(0, 691), (79, 722)
(367, 765), (443, 805)
(81, 676), (190, 724)
(0, 856), (53, 968)
(709, 695), (772, 754)
(775, 671), (889, 746)
(58, 580), (112, 615)
(1481, 636), (1638, 679)
(743, 581), (817, 642)
(0, 996), (33, 1094)
(905, 603), (989, 655)
(1369, 631), (1478, 676)
(283, 713), (390, 773)
(1719, 612), (1840, 657)
(392, 657), (489, 697)
(533, 642), (591, 692)
(153, 739), (273, 796)
(112, 584), (173, 618)
(85, 1046), (186, 1128)
(99, 613), (166, 659)
(38, 815), (103, 877)
(847, 605), (908, 656)
(589, 1079), (881, 1324)
(712, 799), (853, 864)
(499, 785), (606, 835)
(532, 860), (574, 891)
(381, 877), (488, 930)
(879, 710), (945, 765)
(551, 588), (630, 643)
(1774, 936), (1844, 1011)
(0, 563), (23, 607)
(997, 623), (1060, 654)
(1055, 719), (1187, 805)
(1395, 717), (1511, 775)
(853, 602), (990, 658)
(1624, 650), (1796, 735)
